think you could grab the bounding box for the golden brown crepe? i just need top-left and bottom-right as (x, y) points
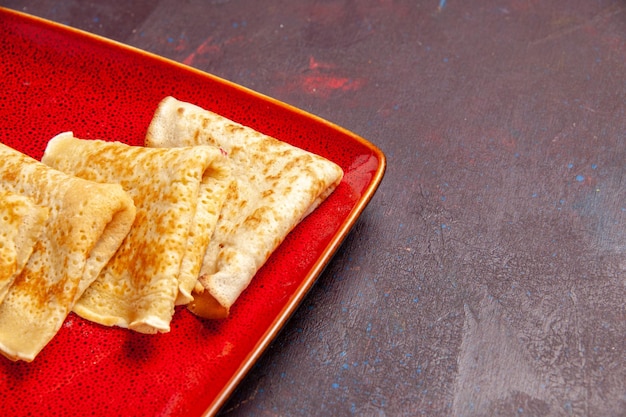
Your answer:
(42, 132), (231, 333)
(0, 142), (136, 362)
(145, 96), (344, 318)
(0, 190), (48, 304)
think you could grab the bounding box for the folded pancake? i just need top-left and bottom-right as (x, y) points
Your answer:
(0, 190), (48, 304)
(42, 133), (231, 333)
(0, 142), (136, 362)
(145, 96), (344, 318)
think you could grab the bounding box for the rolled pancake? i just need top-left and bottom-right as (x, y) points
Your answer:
(0, 142), (136, 362)
(0, 190), (48, 304)
(145, 96), (344, 318)
(42, 133), (231, 333)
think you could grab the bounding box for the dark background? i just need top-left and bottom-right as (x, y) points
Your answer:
(3, 1), (625, 416)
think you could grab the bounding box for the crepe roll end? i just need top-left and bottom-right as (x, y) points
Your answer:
(187, 289), (229, 320)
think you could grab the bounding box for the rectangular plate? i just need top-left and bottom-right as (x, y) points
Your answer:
(0, 7), (385, 416)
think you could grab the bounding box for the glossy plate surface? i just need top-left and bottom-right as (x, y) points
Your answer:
(0, 8), (385, 417)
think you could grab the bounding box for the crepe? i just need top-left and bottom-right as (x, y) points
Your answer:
(0, 142), (136, 362)
(0, 190), (48, 304)
(42, 132), (231, 333)
(145, 96), (344, 318)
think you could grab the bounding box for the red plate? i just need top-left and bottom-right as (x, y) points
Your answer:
(0, 7), (385, 417)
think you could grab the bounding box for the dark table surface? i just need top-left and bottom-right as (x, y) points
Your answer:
(3, 1), (625, 416)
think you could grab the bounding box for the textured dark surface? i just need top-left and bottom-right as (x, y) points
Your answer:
(3, 1), (625, 416)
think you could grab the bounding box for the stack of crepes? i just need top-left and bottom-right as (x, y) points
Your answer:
(0, 96), (343, 361)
